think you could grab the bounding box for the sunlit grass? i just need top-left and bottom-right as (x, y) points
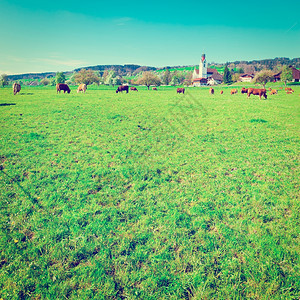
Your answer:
(0, 84), (299, 299)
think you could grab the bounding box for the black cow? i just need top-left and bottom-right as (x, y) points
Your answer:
(116, 85), (129, 93)
(56, 83), (71, 94)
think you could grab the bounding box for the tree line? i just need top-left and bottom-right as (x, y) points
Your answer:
(0, 69), (193, 88)
(0, 64), (295, 88)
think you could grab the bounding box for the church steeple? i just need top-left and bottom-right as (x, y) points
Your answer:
(199, 54), (207, 78)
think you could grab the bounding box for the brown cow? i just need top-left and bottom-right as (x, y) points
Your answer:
(270, 89), (277, 95)
(152, 87), (157, 91)
(116, 85), (129, 93)
(241, 87), (248, 94)
(220, 90), (223, 94)
(56, 83), (71, 94)
(231, 89), (238, 95)
(268, 88), (272, 91)
(130, 87), (138, 91)
(247, 88), (267, 100)
(77, 83), (87, 93)
(13, 83), (21, 95)
(285, 88), (294, 93)
(209, 88), (214, 95)
(177, 88), (185, 94)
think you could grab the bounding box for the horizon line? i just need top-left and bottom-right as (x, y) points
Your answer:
(5, 56), (300, 76)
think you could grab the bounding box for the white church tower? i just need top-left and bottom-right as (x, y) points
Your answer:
(199, 53), (207, 78)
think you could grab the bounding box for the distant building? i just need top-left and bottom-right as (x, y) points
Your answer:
(274, 66), (300, 82)
(192, 54), (222, 86)
(239, 73), (254, 82)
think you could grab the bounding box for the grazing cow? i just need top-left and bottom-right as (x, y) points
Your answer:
(56, 83), (71, 94)
(247, 88), (267, 100)
(130, 87), (138, 91)
(209, 88), (214, 95)
(220, 90), (223, 94)
(13, 83), (21, 95)
(152, 87), (157, 91)
(116, 85), (129, 93)
(285, 88), (294, 93)
(77, 83), (87, 93)
(268, 88), (272, 91)
(241, 87), (248, 94)
(270, 89), (277, 95)
(230, 88), (238, 95)
(177, 88), (185, 94)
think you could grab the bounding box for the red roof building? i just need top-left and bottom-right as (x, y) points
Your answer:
(239, 73), (254, 82)
(193, 78), (208, 84)
(273, 66), (300, 82)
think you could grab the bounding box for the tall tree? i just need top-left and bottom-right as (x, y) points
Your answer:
(237, 67), (244, 74)
(50, 77), (56, 86)
(112, 76), (122, 86)
(170, 71), (185, 86)
(184, 71), (193, 86)
(74, 69), (100, 85)
(253, 70), (274, 88)
(232, 73), (240, 82)
(104, 70), (117, 86)
(0, 74), (8, 87)
(135, 71), (161, 90)
(102, 70), (109, 82)
(280, 65), (293, 86)
(56, 72), (66, 84)
(162, 69), (172, 85)
(223, 65), (232, 84)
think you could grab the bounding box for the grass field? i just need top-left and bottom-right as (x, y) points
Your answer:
(0, 84), (299, 299)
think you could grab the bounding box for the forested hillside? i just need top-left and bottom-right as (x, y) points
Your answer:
(6, 58), (300, 80)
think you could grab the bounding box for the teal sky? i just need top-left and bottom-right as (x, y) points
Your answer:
(1, 0), (299, 74)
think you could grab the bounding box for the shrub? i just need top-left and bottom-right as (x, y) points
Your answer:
(41, 78), (50, 86)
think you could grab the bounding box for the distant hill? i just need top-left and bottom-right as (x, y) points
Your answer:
(8, 72), (57, 81)
(6, 58), (300, 81)
(230, 57), (300, 70)
(7, 65), (157, 81)
(73, 64), (157, 76)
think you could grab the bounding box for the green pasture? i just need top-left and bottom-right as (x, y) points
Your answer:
(0, 84), (299, 299)
(155, 67), (195, 73)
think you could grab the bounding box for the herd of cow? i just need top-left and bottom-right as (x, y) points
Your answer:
(207, 87), (295, 100)
(56, 84), (157, 94)
(12, 83), (296, 100)
(11, 83), (161, 95)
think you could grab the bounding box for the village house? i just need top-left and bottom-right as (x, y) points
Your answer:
(273, 66), (300, 82)
(239, 73), (254, 82)
(192, 54), (223, 86)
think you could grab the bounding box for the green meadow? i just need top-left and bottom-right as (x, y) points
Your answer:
(0, 84), (299, 299)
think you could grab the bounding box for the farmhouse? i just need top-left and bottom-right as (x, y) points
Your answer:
(274, 66), (300, 82)
(239, 73), (254, 82)
(192, 54), (223, 86)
